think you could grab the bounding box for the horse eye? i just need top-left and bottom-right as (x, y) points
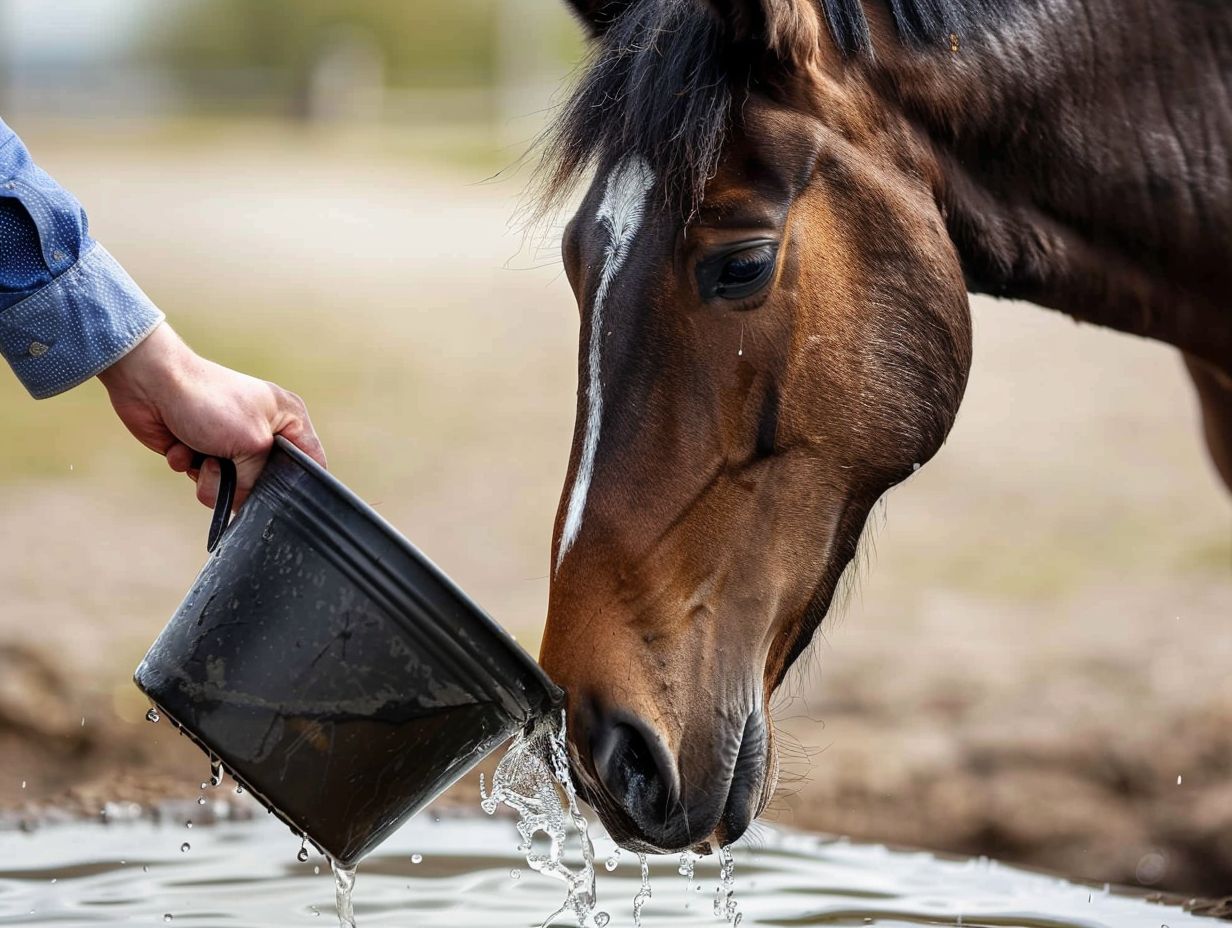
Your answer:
(698, 242), (779, 302)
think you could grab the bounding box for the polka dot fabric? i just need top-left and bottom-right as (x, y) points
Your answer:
(0, 199), (47, 302)
(0, 118), (163, 399)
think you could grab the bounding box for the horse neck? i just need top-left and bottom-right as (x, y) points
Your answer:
(867, 0), (1232, 372)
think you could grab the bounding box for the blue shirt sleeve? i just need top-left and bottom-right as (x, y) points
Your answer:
(0, 117), (164, 398)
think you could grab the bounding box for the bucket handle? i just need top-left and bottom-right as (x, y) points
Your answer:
(190, 452), (238, 553)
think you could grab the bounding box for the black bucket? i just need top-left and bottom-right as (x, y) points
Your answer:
(135, 437), (561, 868)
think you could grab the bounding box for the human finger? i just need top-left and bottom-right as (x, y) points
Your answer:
(196, 457), (220, 509)
(166, 442), (195, 474)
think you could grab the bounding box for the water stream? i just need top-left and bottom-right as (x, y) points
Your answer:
(480, 713), (599, 927)
(330, 863), (357, 928)
(1, 809), (1219, 927)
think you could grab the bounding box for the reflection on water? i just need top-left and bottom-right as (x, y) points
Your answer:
(0, 810), (1217, 927)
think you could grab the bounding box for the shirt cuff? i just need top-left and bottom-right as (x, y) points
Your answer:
(0, 243), (165, 399)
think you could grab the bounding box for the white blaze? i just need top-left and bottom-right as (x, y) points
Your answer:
(556, 156), (655, 572)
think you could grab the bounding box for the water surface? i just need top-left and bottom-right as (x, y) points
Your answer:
(0, 812), (1214, 927)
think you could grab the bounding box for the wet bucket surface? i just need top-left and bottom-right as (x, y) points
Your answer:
(0, 813), (1217, 927)
(135, 437), (559, 866)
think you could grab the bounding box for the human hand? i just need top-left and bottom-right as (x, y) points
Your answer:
(97, 322), (326, 509)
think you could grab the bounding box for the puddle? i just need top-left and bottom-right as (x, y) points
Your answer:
(0, 812), (1218, 927)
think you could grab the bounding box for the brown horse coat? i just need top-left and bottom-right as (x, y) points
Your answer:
(538, 0), (1232, 854)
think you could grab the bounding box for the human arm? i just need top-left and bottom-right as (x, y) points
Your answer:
(0, 117), (325, 505)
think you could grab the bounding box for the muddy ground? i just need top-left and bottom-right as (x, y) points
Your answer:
(0, 122), (1228, 898)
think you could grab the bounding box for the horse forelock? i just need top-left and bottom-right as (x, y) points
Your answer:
(538, 0), (732, 219)
(537, 0), (1019, 218)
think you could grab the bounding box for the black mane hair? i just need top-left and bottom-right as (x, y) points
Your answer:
(538, 0), (1009, 213)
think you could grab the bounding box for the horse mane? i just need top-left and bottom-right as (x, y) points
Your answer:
(537, 0), (1011, 214)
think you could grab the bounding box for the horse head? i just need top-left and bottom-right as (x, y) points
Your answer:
(539, 0), (973, 853)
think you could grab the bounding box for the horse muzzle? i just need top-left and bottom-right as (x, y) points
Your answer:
(568, 696), (771, 854)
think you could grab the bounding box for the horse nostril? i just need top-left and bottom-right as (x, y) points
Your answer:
(591, 714), (680, 829)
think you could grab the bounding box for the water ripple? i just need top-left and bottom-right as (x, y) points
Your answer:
(0, 814), (1217, 927)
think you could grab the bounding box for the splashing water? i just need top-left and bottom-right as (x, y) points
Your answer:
(714, 845), (741, 924)
(332, 862), (357, 928)
(679, 851), (697, 908)
(632, 853), (653, 927)
(480, 711), (598, 927)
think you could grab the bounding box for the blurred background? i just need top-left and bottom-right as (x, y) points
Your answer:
(0, 0), (1229, 900)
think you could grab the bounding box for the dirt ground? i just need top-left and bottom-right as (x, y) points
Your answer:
(0, 122), (1228, 899)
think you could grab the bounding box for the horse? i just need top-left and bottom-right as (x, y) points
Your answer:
(534, 0), (1232, 855)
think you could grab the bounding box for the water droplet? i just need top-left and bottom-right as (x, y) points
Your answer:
(197, 797), (206, 806)
(146, 708), (161, 723)
(411, 854), (423, 864)
(50, 878), (57, 884)
(209, 759), (223, 787)
(310, 905), (320, 917)
(297, 845), (310, 863)
(314, 865), (320, 875)
(180, 843), (190, 853)
(633, 853), (653, 927)
(595, 913), (610, 928)
(510, 868), (521, 880)
(20, 781), (26, 790)
(235, 785), (244, 795)
(1135, 851), (1168, 885)
(142, 865), (149, 873)
(163, 915), (173, 923)
(199, 782), (208, 791)
(1177, 775), (1183, 785)
(185, 821), (193, 829)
